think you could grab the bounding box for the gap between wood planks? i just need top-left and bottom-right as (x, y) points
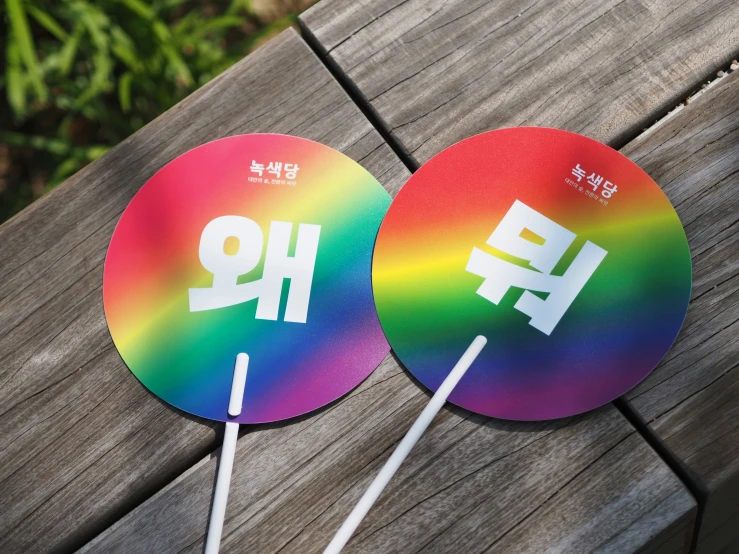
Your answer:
(614, 398), (709, 554)
(299, 19), (420, 173)
(632, 60), (739, 142)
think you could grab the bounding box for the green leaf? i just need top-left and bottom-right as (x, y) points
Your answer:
(118, 0), (155, 20)
(151, 0), (188, 12)
(84, 145), (110, 159)
(75, 3), (114, 106)
(172, 11), (198, 35)
(58, 25), (83, 76)
(153, 20), (193, 86)
(5, 40), (27, 116)
(190, 16), (245, 38)
(110, 26), (144, 71)
(5, 0), (48, 101)
(26, 5), (69, 41)
(0, 131), (72, 155)
(118, 71), (133, 112)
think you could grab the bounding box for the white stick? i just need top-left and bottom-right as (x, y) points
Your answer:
(205, 353), (249, 554)
(323, 335), (487, 554)
(228, 353), (249, 417)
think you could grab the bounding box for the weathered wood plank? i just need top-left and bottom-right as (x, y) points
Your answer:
(80, 359), (695, 554)
(0, 28), (409, 554)
(621, 69), (739, 554)
(300, 0), (739, 163)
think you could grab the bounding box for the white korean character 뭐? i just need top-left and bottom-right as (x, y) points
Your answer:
(267, 161), (282, 179)
(250, 160), (264, 176)
(601, 180), (617, 198)
(571, 164), (586, 182)
(466, 200), (607, 335)
(587, 173), (603, 191)
(285, 163), (299, 179)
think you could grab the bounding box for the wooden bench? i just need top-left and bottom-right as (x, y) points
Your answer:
(300, 0), (739, 550)
(0, 0), (737, 551)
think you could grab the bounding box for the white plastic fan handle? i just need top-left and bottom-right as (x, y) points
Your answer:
(204, 353), (249, 554)
(228, 353), (249, 417)
(323, 335), (487, 554)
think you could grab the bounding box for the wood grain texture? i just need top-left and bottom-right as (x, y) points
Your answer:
(300, 0), (739, 163)
(80, 354), (696, 554)
(0, 28), (409, 554)
(621, 70), (739, 554)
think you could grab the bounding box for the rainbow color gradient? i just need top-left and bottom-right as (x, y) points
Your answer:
(104, 134), (391, 423)
(373, 127), (691, 420)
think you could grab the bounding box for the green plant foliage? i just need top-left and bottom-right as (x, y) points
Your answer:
(0, 0), (311, 222)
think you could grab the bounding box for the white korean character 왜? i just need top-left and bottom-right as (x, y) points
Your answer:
(571, 163), (586, 182)
(250, 160), (264, 176)
(188, 216), (322, 323)
(601, 180), (617, 198)
(267, 161), (282, 179)
(587, 173), (603, 191)
(285, 163), (299, 180)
